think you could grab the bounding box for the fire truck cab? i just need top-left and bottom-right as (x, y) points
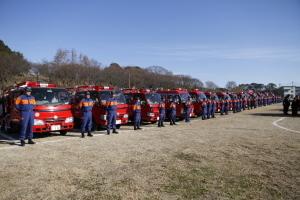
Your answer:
(71, 85), (128, 130)
(0, 81), (74, 134)
(122, 89), (161, 123)
(189, 89), (207, 117)
(157, 88), (194, 119)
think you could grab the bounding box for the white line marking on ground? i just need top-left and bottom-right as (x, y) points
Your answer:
(272, 117), (300, 134)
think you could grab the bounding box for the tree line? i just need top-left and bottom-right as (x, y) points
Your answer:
(0, 40), (282, 95)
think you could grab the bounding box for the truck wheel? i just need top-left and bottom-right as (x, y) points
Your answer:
(4, 122), (18, 134)
(116, 125), (121, 129)
(59, 131), (67, 135)
(92, 121), (100, 131)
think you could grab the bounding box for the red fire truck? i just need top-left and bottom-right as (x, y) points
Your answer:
(71, 85), (128, 130)
(0, 81), (74, 134)
(122, 89), (161, 123)
(157, 88), (194, 119)
(189, 89), (207, 117)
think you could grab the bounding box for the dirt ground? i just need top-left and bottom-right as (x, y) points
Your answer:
(0, 104), (299, 200)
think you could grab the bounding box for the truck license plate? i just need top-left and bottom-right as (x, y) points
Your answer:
(51, 125), (61, 131)
(116, 120), (121, 125)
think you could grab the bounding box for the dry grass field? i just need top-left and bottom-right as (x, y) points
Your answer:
(0, 104), (299, 200)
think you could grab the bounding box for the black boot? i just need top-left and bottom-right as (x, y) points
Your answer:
(137, 127), (142, 130)
(81, 133), (85, 138)
(28, 139), (35, 144)
(20, 140), (25, 147)
(87, 132), (93, 137)
(113, 129), (118, 134)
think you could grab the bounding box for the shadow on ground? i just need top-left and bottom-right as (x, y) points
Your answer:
(248, 113), (299, 118)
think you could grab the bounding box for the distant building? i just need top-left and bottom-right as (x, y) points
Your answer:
(283, 86), (300, 98)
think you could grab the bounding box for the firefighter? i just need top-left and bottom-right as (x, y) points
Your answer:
(79, 92), (94, 138)
(283, 95), (290, 115)
(202, 98), (207, 120)
(206, 97), (212, 119)
(242, 96), (247, 110)
(169, 98), (177, 125)
(223, 97), (229, 115)
(291, 96), (298, 116)
(158, 97), (166, 127)
(210, 96), (216, 118)
(254, 96), (258, 109)
(106, 92), (118, 134)
(15, 87), (36, 146)
(237, 97), (242, 112)
(283, 95), (291, 115)
(133, 96), (142, 130)
(232, 96), (237, 113)
(220, 97), (225, 115)
(184, 96), (192, 122)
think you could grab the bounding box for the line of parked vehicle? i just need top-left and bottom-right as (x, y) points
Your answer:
(0, 81), (282, 135)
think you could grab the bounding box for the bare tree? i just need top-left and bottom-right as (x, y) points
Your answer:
(225, 81), (237, 90)
(205, 81), (218, 89)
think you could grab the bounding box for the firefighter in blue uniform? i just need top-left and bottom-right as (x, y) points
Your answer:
(169, 98), (177, 125)
(206, 98), (212, 119)
(202, 98), (207, 120)
(232, 96), (237, 113)
(106, 93), (118, 135)
(184, 97), (192, 122)
(237, 97), (241, 112)
(79, 92), (94, 138)
(223, 97), (229, 115)
(210, 96), (216, 118)
(15, 87), (36, 146)
(133, 96), (142, 130)
(158, 97), (166, 127)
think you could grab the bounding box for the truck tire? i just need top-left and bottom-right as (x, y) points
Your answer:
(116, 124), (121, 129)
(92, 121), (100, 131)
(4, 122), (18, 134)
(59, 131), (67, 135)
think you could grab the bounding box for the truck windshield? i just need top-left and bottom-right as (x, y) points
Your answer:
(225, 95), (231, 100)
(198, 93), (207, 100)
(98, 91), (126, 104)
(213, 95), (219, 101)
(145, 93), (161, 104)
(31, 88), (70, 106)
(179, 93), (190, 103)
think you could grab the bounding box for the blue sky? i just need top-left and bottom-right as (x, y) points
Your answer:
(1, 0), (300, 87)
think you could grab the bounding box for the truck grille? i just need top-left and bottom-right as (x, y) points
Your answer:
(45, 118), (65, 123)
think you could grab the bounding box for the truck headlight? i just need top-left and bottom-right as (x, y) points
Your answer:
(65, 117), (73, 123)
(147, 112), (155, 117)
(123, 114), (128, 118)
(100, 115), (107, 120)
(34, 119), (44, 126)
